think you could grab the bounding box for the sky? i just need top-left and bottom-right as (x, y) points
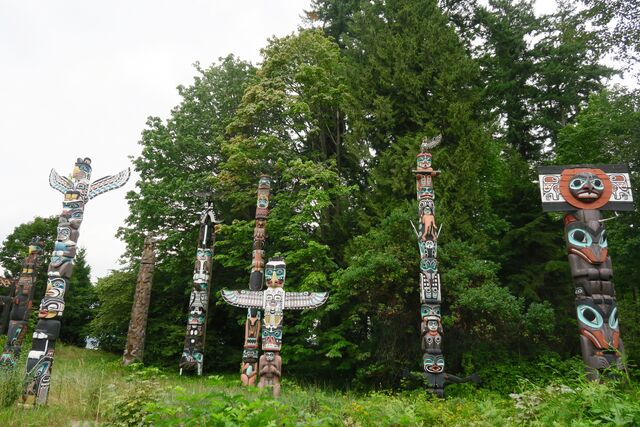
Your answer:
(0, 0), (311, 280)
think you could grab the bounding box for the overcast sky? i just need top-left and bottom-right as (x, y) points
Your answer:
(0, 0), (311, 280)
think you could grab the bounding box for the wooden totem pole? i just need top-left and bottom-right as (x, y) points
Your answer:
(123, 236), (156, 366)
(538, 164), (634, 380)
(222, 256), (328, 396)
(22, 157), (130, 406)
(0, 239), (46, 369)
(412, 136), (479, 396)
(240, 175), (271, 385)
(179, 198), (219, 375)
(413, 136), (446, 396)
(0, 277), (16, 336)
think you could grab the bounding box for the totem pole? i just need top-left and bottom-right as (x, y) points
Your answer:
(222, 256), (328, 396)
(22, 157), (130, 406)
(179, 197), (220, 375)
(538, 164), (634, 380)
(239, 175), (271, 385)
(0, 277), (15, 336)
(411, 136), (480, 396)
(412, 135), (447, 396)
(123, 236), (156, 366)
(0, 239), (46, 370)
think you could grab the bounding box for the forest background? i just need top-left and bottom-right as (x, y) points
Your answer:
(1, 0), (639, 393)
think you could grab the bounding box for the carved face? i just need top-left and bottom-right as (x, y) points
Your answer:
(568, 173), (605, 202)
(265, 260), (286, 288)
(420, 258), (437, 273)
(424, 354), (445, 373)
(263, 287), (284, 329)
(416, 153), (432, 170)
(577, 300), (620, 351)
(259, 175), (271, 188)
(257, 191), (269, 209)
(45, 278), (66, 298)
(559, 168), (612, 210)
(416, 175), (434, 199)
(262, 327), (283, 351)
(565, 220), (608, 264)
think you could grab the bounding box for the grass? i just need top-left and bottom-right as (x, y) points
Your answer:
(0, 343), (638, 426)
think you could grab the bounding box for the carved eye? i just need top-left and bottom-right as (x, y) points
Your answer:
(570, 178), (585, 189)
(265, 268), (272, 276)
(568, 229), (592, 247)
(599, 230), (608, 248)
(276, 268), (285, 276)
(592, 179), (604, 190)
(609, 307), (619, 329)
(437, 357), (445, 368)
(577, 304), (603, 329)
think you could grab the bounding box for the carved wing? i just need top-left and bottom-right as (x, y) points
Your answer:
(421, 135), (442, 151)
(221, 290), (263, 309)
(49, 169), (73, 194)
(88, 168), (131, 200)
(284, 292), (329, 310)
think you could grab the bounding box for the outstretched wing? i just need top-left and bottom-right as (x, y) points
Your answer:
(221, 290), (263, 308)
(284, 292), (328, 310)
(88, 168), (131, 200)
(421, 135), (442, 151)
(49, 169), (73, 194)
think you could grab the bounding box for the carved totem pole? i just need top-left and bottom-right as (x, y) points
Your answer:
(412, 136), (447, 396)
(179, 198), (219, 375)
(22, 157), (130, 406)
(538, 164), (634, 380)
(222, 257), (328, 396)
(0, 277), (15, 336)
(240, 175), (271, 385)
(123, 236), (156, 366)
(0, 239), (46, 369)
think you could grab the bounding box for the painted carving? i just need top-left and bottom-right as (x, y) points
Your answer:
(412, 136), (479, 396)
(123, 236), (156, 365)
(240, 176), (271, 385)
(222, 256), (328, 396)
(538, 164), (633, 380)
(179, 198), (219, 375)
(22, 157), (129, 406)
(0, 277), (16, 336)
(0, 239), (46, 370)
(413, 136), (446, 396)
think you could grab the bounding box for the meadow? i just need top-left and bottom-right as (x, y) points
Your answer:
(1, 344), (639, 426)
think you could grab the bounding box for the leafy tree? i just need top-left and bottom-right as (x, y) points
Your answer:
(88, 270), (136, 353)
(581, 0), (640, 63)
(59, 248), (96, 346)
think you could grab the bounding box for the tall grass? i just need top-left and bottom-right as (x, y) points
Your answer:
(0, 342), (638, 426)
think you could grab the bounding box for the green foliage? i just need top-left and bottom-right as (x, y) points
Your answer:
(0, 216), (57, 298)
(0, 367), (21, 408)
(89, 270), (137, 353)
(103, 364), (164, 427)
(60, 248), (97, 346)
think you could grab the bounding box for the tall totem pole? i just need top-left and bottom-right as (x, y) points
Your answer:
(22, 157), (130, 406)
(179, 197), (220, 375)
(222, 257), (328, 396)
(123, 236), (156, 366)
(538, 164), (634, 380)
(239, 175), (271, 385)
(412, 136), (479, 396)
(0, 238), (46, 369)
(413, 136), (446, 396)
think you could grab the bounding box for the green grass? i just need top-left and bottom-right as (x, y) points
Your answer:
(0, 344), (639, 426)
